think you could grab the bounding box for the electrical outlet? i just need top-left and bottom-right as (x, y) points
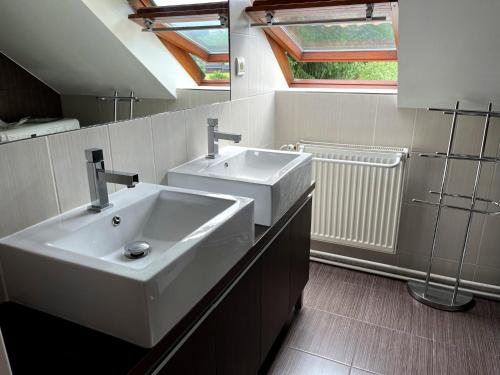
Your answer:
(235, 57), (246, 76)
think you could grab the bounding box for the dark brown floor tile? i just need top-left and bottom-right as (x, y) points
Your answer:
(304, 279), (324, 307)
(305, 262), (341, 307)
(369, 274), (407, 294)
(268, 347), (350, 375)
(349, 368), (377, 375)
(494, 319), (500, 356)
(432, 302), (497, 354)
(312, 281), (370, 320)
(334, 267), (376, 288)
(433, 341), (499, 375)
(493, 302), (500, 320)
(285, 307), (361, 365)
(361, 287), (413, 333)
(408, 297), (436, 340)
(408, 294), (498, 353)
(409, 336), (433, 375)
(352, 323), (414, 375)
(309, 261), (336, 285)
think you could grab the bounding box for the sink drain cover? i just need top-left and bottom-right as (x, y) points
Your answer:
(124, 241), (151, 259)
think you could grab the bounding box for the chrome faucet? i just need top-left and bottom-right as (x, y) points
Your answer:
(85, 148), (139, 212)
(206, 118), (242, 159)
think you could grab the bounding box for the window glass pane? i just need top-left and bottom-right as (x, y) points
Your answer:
(271, 3), (395, 52)
(284, 22), (395, 52)
(191, 55), (230, 81)
(153, 0), (220, 5)
(287, 54), (397, 81)
(169, 21), (228, 54)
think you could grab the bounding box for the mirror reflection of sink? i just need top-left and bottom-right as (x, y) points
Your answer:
(168, 146), (312, 226)
(0, 183), (254, 347)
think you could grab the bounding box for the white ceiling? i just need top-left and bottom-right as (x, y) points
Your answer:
(0, 0), (195, 99)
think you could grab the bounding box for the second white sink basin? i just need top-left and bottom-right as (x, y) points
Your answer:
(168, 147), (312, 225)
(0, 183), (254, 347)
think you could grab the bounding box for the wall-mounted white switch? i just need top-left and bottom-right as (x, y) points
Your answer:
(235, 57), (246, 76)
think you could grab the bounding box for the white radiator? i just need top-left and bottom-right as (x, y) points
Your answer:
(299, 141), (408, 253)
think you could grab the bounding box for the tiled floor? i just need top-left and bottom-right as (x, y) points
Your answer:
(268, 261), (500, 375)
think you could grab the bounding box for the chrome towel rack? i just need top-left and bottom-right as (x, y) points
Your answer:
(407, 101), (500, 311)
(97, 90), (141, 122)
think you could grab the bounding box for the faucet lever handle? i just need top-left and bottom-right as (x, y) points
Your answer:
(85, 148), (104, 163)
(207, 118), (218, 128)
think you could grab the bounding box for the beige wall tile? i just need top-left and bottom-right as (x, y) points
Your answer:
(397, 203), (436, 256)
(428, 257), (476, 282)
(151, 110), (187, 185)
(433, 209), (483, 264)
(185, 105), (210, 159)
(397, 250), (429, 272)
(229, 0), (286, 101)
(477, 215), (500, 269)
(474, 265), (500, 286)
(229, 33), (250, 101)
(373, 95), (416, 148)
(229, 99), (250, 147)
(248, 92), (275, 148)
(48, 126), (114, 212)
(0, 137), (59, 237)
(412, 109), (452, 153)
(336, 94), (377, 145)
(295, 92), (340, 142)
(404, 152), (445, 204)
(275, 91), (298, 145)
(108, 117), (156, 185)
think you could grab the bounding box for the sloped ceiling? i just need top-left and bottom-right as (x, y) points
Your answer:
(0, 0), (196, 99)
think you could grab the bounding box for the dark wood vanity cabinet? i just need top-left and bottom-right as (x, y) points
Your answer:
(260, 224), (291, 360)
(214, 259), (262, 375)
(159, 197), (312, 375)
(289, 198), (312, 311)
(158, 314), (217, 375)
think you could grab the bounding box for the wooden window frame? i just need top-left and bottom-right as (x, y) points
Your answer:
(248, 1), (398, 89)
(128, 1), (229, 87)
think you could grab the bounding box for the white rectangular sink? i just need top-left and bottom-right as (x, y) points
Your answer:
(168, 147), (312, 226)
(0, 183), (254, 347)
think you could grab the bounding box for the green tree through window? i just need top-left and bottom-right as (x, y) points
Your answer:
(287, 54), (397, 81)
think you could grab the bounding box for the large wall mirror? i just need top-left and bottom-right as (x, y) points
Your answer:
(0, 0), (230, 144)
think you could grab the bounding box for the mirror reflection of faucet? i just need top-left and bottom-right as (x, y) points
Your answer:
(206, 118), (242, 159)
(85, 148), (139, 212)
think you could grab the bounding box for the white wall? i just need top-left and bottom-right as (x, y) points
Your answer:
(0, 0), (194, 99)
(229, 0), (287, 100)
(275, 90), (500, 287)
(398, 0), (500, 109)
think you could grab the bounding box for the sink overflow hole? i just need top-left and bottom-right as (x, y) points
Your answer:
(124, 241), (151, 259)
(112, 216), (121, 226)
(224, 162), (229, 168)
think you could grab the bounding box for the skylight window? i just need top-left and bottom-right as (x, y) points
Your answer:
(284, 22), (395, 52)
(170, 21), (228, 54)
(246, 1), (399, 89)
(274, 4), (396, 52)
(129, 1), (229, 86)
